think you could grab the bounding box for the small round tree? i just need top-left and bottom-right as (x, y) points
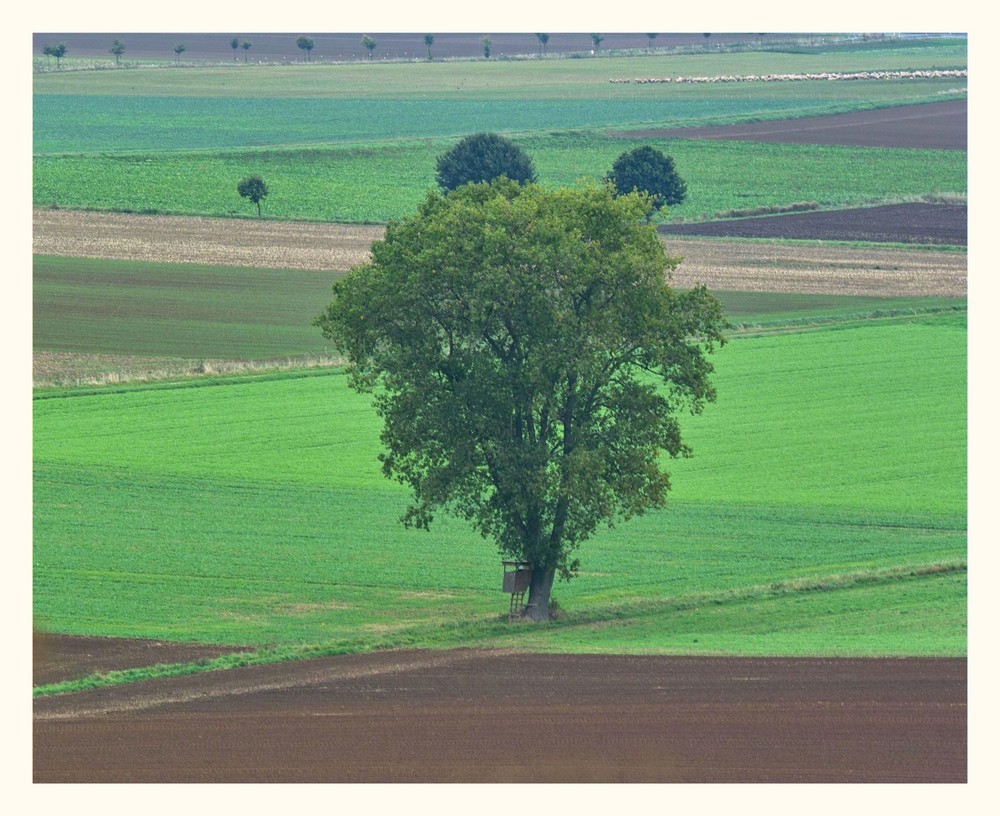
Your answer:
(237, 175), (269, 218)
(361, 35), (377, 61)
(296, 36), (315, 62)
(605, 146), (687, 216)
(109, 39), (125, 66)
(435, 133), (537, 192)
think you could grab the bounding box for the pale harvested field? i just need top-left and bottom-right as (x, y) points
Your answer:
(34, 209), (966, 297)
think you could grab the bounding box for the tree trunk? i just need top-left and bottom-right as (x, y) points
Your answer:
(523, 566), (555, 621)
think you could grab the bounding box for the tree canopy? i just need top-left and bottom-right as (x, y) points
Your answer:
(435, 132), (537, 192)
(315, 180), (726, 620)
(237, 175), (269, 217)
(605, 145), (688, 215)
(296, 36), (315, 61)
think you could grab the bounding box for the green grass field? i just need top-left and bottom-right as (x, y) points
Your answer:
(33, 137), (967, 224)
(33, 313), (967, 661)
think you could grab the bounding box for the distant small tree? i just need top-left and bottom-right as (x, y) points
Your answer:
(237, 175), (269, 218)
(231, 37), (240, 60)
(424, 34), (434, 61)
(591, 33), (604, 54)
(173, 43), (186, 64)
(536, 33), (549, 56)
(44, 43), (67, 68)
(241, 40), (252, 62)
(435, 132), (537, 192)
(646, 33), (657, 53)
(605, 145), (687, 217)
(361, 35), (377, 61)
(296, 36), (315, 62)
(482, 36), (492, 59)
(109, 39), (125, 66)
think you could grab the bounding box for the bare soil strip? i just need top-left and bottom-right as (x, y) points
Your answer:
(660, 203), (967, 247)
(33, 649), (966, 782)
(33, 209), (967, 297)
(613, 99), (968, 151)
(32, 631), (250, 687)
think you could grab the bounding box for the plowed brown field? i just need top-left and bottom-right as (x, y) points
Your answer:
(33, 639), (966, 783)
(614, 99), (967, 151)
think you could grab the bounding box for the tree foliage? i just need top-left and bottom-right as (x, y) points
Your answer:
(296, 36), (315, 61)
(361, 35), (377, 60)
(435, 132), (537, 192)
(424, 34), (434, 61)
(605, 145), (688, 214)
(109, 40), (125, 65)
(237, 175), (269, 217)
(43, 43), (67, 68)
(482, 36), (491, 59)
(315, 180), (726, 619)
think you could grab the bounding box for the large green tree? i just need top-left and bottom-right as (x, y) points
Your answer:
(435, 132), (537, 192)
(315, 181), (726, 620)
(606, 145), (688, 216)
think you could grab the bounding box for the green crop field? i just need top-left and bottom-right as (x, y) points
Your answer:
(33, 255), (343, 360)
(33, 313), (967, 665)
(33, 137), (967, 224)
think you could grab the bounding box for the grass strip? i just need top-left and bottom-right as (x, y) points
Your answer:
(33, 560), (965, 698)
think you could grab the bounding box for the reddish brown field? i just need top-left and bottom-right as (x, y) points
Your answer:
(659, 202), (967, 246)
(34, 636), (965, 783)
(617, 99), (967, 151)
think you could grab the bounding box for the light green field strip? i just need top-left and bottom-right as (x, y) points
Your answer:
(33, 316), (966, 655)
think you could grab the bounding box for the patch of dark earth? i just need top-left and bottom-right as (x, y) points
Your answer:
(33, 631), (252, 687)
(658, 203), (967, 246)
(34, 647), (966, 782)
(613, 99), (967, 151)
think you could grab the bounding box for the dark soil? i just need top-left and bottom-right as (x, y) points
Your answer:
(659, 203), (967, 246)
(32, 631), (250, 687)
(617, 100), (967, 151)
(34, 645), (966, 783)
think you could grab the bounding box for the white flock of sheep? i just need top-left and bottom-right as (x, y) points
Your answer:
(609, 69), (967, 85)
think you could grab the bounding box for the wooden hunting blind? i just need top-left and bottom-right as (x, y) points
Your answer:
(502, 561), (532, 620)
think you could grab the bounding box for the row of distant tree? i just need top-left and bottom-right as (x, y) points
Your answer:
(238, 133), (687, 219)
(41, 32), (723, 68)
